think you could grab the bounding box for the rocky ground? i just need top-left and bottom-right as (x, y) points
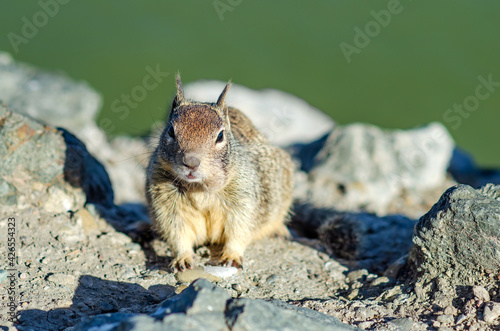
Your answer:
(1, 54), (500, 330)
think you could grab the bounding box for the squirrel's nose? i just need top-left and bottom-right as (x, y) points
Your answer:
(183, 154), (201, 170)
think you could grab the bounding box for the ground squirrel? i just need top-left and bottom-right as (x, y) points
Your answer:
(146, 74), (294, 271)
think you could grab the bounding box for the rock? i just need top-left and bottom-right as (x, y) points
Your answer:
(0, 52), (102, 146)
(449, 148), (500, 188)
(408, 184), (500, 291)
(155, 279), (230, 316)
(0, 52), (149, 205)
(61, 128), (114, 207)
(73, 279), (356, 331)
(175, 266), (238, 283)
(184, 80), (334, 146)
(347, 269), (369, 283)
(384, 317), (417, 330)
(483, 302), (500, 324)
(472, 286), (490, 303)
(292, 203), (416, 273)
(294, 122), (454, 215)
(0, 105), (147, 237)
(436, 314), (454, 325)
(226, 298), (354, 331)
(43, 186), (83, 214)
(0, 104), (85, 212)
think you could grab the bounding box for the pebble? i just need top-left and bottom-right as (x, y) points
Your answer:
(436, 314), (454, 325)
(370, 276), (390, 287)
(175, 266), (238, 284)
(386, 318), (415, 330)
(483, 302), (500, 324)
(443, 305), (456, 316)
(347, 288), (359, 300)
(354, 307), (376, 319)
(347, 269), (368, 283)
(357, 321), (372, 329)
(472, 286), (490, 302)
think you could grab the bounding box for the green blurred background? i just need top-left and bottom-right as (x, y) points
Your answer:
(1, 1), (499, 166)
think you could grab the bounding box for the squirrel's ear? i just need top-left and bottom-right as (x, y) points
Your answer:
(172, 72), (185, 109)
(216, 81), (231, 110)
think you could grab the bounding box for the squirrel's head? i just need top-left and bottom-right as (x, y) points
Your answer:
(158, 73), (232, 191)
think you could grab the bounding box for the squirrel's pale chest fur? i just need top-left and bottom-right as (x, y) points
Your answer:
(146, 74), (293, 271)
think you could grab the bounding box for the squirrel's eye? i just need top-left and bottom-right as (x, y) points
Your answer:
(168, 126), (175, 139)
(216, 130), (224, 144)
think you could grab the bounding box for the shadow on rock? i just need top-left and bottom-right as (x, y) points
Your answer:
(60, 128), (153, 242)
(60, 127), (173, 274)
(16, 275), (174, 331)
(290, 203), (416, 275)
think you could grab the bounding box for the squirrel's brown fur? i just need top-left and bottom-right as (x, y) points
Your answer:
(146, 74), (293, 271)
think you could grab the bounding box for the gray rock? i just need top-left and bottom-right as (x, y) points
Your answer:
(0, 104), (85, 211)
(226, 298), (355, 331)
(265, 299), (355, 329)
(408, 184), (500, 291)
(449, 148), (500, 188)
(73, 279), (356, 331)
(184, 80), (334, 146)
(292, 203), (416, 274)
(483, 302), (500, 324)
(0, 52), (148, 205)
(0, 52), (101, 144)
(162, 313), (229, 331)
(472, 286), (490, 303)
(155, 279), (230, 316)
(383, 317), (416, 330)
(0, 105), (147, 237)
(295, 122), (454, 215)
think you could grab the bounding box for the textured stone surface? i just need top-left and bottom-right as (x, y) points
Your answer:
(0, 104), (85, 212)
(0, 52), (101, 144)
(184, 80), (335, 146)
(0, 52), (148, 205)
(294, 122), (454, 215)
(72, 279), (356, 331)
(408, 184), (500, 288)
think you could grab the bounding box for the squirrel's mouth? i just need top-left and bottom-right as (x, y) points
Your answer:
(183, 170), (202, 183)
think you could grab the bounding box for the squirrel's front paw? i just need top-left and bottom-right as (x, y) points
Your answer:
(219, 252), (243, 269)
(171, 254), (194, 272)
